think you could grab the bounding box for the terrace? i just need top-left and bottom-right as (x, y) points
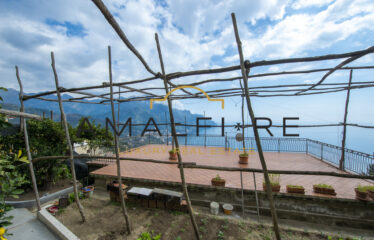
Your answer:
(3, 1), (374, 239)
(90, 138), (373, 200)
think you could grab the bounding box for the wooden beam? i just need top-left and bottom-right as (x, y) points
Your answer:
(15, 66), (41, 211)
(0, 109), (42, 121)
(51, 52), (86, 222)
(231, 13), (281, 240)
(91, 0), (157, 76)
(108, 46), (132, 233)
(155, 33), (201, 240)
(340, 70), (353, 170)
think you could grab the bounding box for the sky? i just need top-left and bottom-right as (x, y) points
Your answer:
(0, 0), (373, 151)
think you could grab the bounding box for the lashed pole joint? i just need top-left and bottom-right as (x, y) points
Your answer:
(108, 46), (132, 234)
(231, 13), (281, 240)
(15, 66), (41, 211)
(155, 33), (201, 240)
(50, 52), (86, 222)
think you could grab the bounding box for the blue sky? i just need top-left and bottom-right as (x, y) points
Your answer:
(0, 0), (373, 151)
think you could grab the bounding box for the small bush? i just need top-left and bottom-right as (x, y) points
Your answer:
(356, 185), (374, 193)
(287, 185), (304, 189)
(314, 184), (333, 189)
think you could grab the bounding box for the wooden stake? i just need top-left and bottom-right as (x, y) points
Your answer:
(15, 66), (41, 211)
(108, 46), (132, 233)
(91, 0), (157, 76)
(155, 33), (201, 240)
(50, 52), (86, 222)
(231, 13), (281, 240)
(340, 70), (353, 170)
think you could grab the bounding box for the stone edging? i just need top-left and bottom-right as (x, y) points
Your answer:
(5, 186), (75, 208)
(37, 204), (80, 240)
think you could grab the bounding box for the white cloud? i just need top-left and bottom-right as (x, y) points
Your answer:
(292, 0), (334, 9)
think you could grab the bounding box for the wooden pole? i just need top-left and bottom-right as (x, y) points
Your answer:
(155, 33), (201, 240)
(108, 46), (132, 233)
(91, 0), (157, 76)
(0, 109), (42, 121)
(231, 13), (281, 240)
(339, 70), (353, 170)
(240, 171), (244, 217)
(50, 52), (86, 222)
(253, 172), (260, 222)
(15, 66), (41, 211)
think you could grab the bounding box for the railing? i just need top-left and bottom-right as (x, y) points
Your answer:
(115, 134), (374, 175)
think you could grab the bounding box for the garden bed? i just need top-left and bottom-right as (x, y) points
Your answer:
(55, 198), (331, 240)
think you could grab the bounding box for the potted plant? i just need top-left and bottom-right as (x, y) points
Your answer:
(82, 185), (95, 198)
(211, 174), (226, 187)
(313, 184), (336, 196)
(286, 185), (305, 194)
(238, 152), (248, 164)
(355, 185), (374, 201)
(169, 149), (177, 160)
(263, 174), (280, 192)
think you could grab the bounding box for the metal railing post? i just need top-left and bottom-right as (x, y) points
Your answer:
(306, 139), (309, 154)
(321, 143), (323, 160)
(277, 139), (280, 153)
(225, 133), (228, 150)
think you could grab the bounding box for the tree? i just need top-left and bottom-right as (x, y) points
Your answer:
(0, 150), (29, 238)
(73, 117), (113, 155)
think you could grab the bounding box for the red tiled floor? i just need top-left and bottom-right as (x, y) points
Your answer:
(90, 144), (372, 199)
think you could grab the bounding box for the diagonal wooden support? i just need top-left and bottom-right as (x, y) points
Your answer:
(155, 33), (201, 240)
(107, 46), (132, 234)
(50, 52), (86, 222)
(15, 66), (41, 211)
(231, 13), (281, 240)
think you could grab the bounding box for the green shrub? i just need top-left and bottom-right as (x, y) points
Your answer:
(314, 184), (333, 189)
(137, 231), (161, 240)
(287, 185), (304, 189)
(356, 185), (374, 193)
(264, 174), (280, 186)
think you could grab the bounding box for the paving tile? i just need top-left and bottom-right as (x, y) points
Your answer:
(90, 144), (372, 200)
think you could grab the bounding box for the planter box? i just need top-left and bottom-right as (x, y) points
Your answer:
(355, 188), (369, 201)
(239, 156), (248, 164)
(368, 190), (374, 200)
(211, 179), (226, 187)
(313, 185), (336, 196)
(169, 152), (177, 160)
(263, 183), (280, 192)
(286, 186), (305, 194)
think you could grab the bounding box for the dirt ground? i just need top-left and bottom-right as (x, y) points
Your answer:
(54, 196), (342, 240)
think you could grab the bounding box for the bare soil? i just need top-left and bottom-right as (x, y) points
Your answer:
(55, 197), (332, 240)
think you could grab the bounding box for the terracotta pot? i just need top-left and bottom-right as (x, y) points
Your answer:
(169, 152), (177, 160)
(368, 190), (374, 200)
(211, 178), (226, 187)
(263, 183), (280, 192)
(286, 186), (305, 194)
(355, 188), (369, 201)
(313, 185), (336, 196)
(239, 155), (248, 164)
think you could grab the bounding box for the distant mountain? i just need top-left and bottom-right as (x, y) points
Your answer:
(0, 88), (216, 135)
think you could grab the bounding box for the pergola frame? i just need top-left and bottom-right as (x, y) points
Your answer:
(12, 1), (374, 239)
